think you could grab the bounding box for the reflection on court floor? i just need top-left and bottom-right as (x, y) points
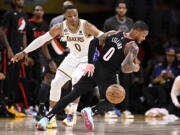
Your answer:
(0, 116), (179, 135)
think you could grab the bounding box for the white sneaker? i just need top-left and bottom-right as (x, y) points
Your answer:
(46, 119), (57, 129)
(105, 111), (118, 118)
(62, 114), (77, 127)
(122, 110), (134, 119)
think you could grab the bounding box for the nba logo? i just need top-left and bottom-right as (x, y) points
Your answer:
(64, 29), (68, 35)
(79, 30), (83, 35)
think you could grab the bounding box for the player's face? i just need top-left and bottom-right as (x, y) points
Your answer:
(33, 6), (44, 18)
(116, 3), (127, 17)
(135, 30), (148, 43)
(65, 9), (79, 26)
(13, 0), (24, 8)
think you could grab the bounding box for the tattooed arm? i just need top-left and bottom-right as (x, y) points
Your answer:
(121, 42), (140, 73)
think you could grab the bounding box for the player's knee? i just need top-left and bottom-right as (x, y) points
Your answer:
(51, 78), (63, 88)
(50, 92), (60, 102)
(50, 86), (61, 102)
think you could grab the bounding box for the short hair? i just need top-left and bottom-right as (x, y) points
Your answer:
(33, 4), (44, 11)
(63, 5), (77, 13)
(132, 21), (149, 31)
(115, 0), (128, 8)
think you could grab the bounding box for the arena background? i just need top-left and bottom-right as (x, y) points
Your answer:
(0, 0), (167, 29)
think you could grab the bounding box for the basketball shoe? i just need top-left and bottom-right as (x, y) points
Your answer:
(122, 110), (134, 119)
(81, 107), (94, 131)
(6, 106), (25, 117)
(46, 118), (57, 129)
(37, 117), (49, 130)
(62, 114), (77, 127)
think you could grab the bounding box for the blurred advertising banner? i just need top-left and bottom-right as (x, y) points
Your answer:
(0, 0), (112, 14)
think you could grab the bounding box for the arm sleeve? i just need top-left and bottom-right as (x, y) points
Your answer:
(88, 38), (100, 64)
(24, 32), (53, 54)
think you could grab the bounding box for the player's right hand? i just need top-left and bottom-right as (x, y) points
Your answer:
(11, 51), (26, 63)
(84, 64), (95, 77)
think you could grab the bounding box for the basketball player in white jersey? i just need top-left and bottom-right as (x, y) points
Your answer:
(12, 5), (103, 128)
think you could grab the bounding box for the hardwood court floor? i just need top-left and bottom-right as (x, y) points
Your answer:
(0, 116), (180, 135)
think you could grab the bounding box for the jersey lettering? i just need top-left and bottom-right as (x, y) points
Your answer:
(112, 37), (122, 49)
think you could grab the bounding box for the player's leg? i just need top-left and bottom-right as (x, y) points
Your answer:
(63, 63), (87, 127)
(37, 76), (96, 130)
(47, 55), (78, 128)
(47, 69), (70, 128)
(81, 63), (116, 131)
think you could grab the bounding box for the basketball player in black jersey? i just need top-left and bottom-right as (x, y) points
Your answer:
(36, 21), (148, 131)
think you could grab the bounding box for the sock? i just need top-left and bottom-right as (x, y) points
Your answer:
(69, 103), (78, 114)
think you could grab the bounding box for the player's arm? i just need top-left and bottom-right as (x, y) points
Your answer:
(84, 21), (103, 37)
(121, 42), (140, 73)
(0, 26), (14, 59)
(0, 11), (15, 59)
(11, 23), (63, 62)
(42, 44), (57, 72)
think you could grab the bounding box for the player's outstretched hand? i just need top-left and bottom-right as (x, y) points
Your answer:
(11, 51), (26, 63)
(175, 103), (180, 108)
(84, 64), (95, 77)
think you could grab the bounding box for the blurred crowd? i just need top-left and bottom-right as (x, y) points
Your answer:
(0, 0), (180, 120)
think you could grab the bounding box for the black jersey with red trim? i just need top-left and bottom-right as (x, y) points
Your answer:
(97, 32), (135, 72)
(27, 18), (49, 43)
(0, 9), (28, 53)
(27, 18), (49, 60)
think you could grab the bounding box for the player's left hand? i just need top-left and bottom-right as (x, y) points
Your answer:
(84, 64), (95, 77)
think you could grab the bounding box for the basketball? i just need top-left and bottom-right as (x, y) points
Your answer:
(106, 84), (126, 104)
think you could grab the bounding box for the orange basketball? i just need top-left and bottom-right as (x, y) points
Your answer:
(106, 84), (126, 104)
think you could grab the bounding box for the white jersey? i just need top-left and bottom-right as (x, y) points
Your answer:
(62, 19), (93, 60)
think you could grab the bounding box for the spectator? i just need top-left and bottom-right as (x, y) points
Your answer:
(103, 0), (133, 32)
(142, 48), (179, 109)
(0, 0), (29, 117)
